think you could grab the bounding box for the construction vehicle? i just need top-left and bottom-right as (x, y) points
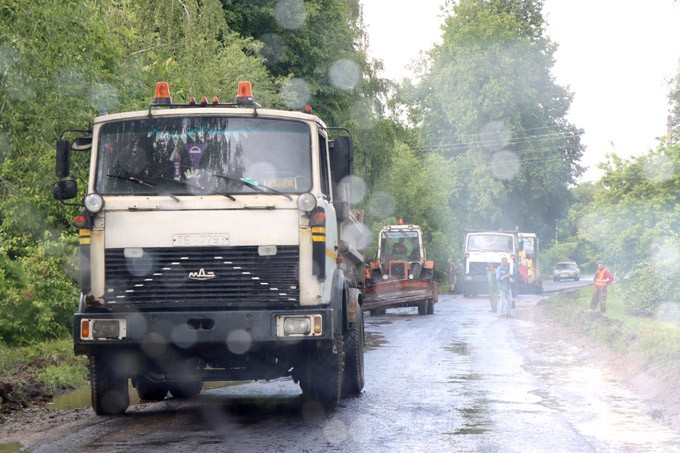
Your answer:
(516, 232), (543, 294)
(52, 81), (367, 414)
(461, 229), (542, 297)
(363, 222), (438, 316)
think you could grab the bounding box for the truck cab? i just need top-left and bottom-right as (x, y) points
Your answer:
(462, 231), (517, 297)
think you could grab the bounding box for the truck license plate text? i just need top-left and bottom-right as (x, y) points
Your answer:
(172, 234), (230, 247)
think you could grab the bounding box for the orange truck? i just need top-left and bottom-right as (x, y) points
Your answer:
(363, 223), (438, 316)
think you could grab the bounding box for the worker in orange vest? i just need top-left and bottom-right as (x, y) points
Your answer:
(591, 261), (615, 313)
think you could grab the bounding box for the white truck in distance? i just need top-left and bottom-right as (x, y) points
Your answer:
(462, 229), (542, 297)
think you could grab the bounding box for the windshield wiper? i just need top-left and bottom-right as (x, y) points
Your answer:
(213, 174), (292, 200)
(156, 177), (236, 201)
(107, 174), (179, 202)
(108, 174), (236, 201)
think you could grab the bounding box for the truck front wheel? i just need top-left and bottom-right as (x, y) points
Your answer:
(342, 312), (365, 397)
(426, 299), (435, 315)
(300, 335), (344, 410)
(90, 355), (129, 415)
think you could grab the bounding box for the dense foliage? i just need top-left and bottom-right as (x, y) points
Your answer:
(410, 0), (584, 244)
(580, 143), (680, 314)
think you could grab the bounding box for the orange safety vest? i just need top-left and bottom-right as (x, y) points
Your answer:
(594, 269), (611, 288)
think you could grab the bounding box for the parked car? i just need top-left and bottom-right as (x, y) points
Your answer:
(553, 262), (580, 281)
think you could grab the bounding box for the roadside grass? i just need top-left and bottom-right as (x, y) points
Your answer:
(0, 338), (88, 410)
(542, 285), (680, 372)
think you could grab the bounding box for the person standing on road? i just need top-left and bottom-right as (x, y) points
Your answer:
(591, 261), (615, 313)
(454, 259), (464, 295)
(496, 257), (513, 318)
(487, 263), (498, 312)
(447, 258), (456, 293)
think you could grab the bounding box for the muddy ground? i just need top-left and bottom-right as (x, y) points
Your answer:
(2, 294), (680, 440)
(0, 357), (67, 417)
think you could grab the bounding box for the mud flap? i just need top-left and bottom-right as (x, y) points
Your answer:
(330, 269), (345, 334)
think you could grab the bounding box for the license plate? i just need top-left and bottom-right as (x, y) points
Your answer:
(172, 233), (230, 246)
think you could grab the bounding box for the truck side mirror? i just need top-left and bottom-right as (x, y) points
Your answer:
(71, 135), (92, 151)
(53, 180), (78, 201)
(56, 139), (71, 178)
(330, 135), (353, 191)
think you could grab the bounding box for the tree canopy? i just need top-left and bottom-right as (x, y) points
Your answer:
(413, 0), (583, 241)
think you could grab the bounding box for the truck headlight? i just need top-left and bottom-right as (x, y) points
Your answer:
(296, 193), (317, 212)
(80, 318), (127, 340)
(84, 193), (104, 214)
(276, 314), (322, 337)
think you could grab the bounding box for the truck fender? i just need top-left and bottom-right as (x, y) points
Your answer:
(424, 260), (434, 270)
(330, 269), (345, 335)
(346, 288), (361, 324)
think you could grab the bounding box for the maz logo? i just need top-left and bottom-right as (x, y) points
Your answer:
(188, 268), (216, 281)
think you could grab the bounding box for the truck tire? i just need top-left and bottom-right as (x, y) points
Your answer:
(135, 375), (168, 401)
(342, 312), (365, 397)
(300, 334), (344, 410)
(168, 380), (203, 399)
(417, 300), (428, 315)
(426, 299), (435, 315)
(90, 355), (129, 415)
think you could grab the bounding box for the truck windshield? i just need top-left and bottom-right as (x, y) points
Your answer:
(381, 231), (420, 260)
(94, 116), (312, 196)
(520, 237), (535, 255)
(467, 234), (514, 252)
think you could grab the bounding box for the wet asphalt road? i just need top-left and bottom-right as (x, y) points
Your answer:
(10, 286), (680, 452)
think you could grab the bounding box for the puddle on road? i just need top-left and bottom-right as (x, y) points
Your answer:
(448, 373), (483, 384)
(364, 330), (387, 351)
(450, 394), (495, 436)
(445, 341), (471, 356)
(517, 306), (680, 451)
(0, 442), (22, 453)
(48, 381), (235, 411)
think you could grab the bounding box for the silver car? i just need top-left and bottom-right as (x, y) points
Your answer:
(553, 261), (580, 281)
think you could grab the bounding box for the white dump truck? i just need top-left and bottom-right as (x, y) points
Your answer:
(53, 81), (367, 414)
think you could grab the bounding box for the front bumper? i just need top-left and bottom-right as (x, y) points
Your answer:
(73, 308), (334, 355)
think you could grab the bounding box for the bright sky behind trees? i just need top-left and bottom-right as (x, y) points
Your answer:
(361, 0), (680, 181)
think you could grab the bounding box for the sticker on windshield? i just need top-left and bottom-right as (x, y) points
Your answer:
(264, 177), (297, 190)
(187, 143), (205, 168)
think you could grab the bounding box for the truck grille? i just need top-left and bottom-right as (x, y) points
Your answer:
(104, 246), (299, 307)
(388, 262), (407, 280)
(469, 262), (487, 276)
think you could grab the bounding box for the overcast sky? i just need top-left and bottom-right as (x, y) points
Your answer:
(361, 0), (680, 182)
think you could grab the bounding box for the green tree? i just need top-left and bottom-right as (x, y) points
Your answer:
(576, 142), (680, 314)
(221, 0), (366, 124)
(0, 0), (125, 343)
(414, 0), (583, 241)
(112, 0), (277, 105)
